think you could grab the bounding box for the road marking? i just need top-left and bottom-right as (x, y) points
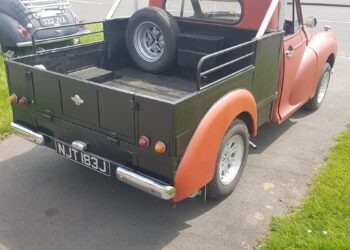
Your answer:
(318, 19), (350, 24)
(70, 0), (102, 5)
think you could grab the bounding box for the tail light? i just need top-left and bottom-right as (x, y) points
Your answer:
(154, 141), (166, 154)
(18, 97), (28, 107)
(17, 24), (29, 38)
(138, 136), (150, 148)
(9, 94), (18, 104)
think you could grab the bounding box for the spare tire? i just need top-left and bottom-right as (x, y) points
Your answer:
(125, 7), (180, 73)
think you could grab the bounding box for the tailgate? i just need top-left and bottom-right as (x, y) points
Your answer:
(7, 62), (136, 144)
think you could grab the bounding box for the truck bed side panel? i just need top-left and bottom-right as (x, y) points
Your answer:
(175, 68), (255, 157)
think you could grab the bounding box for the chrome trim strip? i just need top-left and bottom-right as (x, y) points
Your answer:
(116, 167), (176, 200)
(11, 122), (44, 145)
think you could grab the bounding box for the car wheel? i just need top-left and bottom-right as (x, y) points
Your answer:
(207, 119), (249, 200)
(125, 7), (180, 73)
(303, 63), (332, 111)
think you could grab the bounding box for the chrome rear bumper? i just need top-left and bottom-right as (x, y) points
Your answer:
(10, 122), (175, 200)
(11, 122), (44, 145)
(116, 167), (176, 200)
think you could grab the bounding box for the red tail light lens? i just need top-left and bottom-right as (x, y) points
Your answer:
(21, 29), (29, 38)
(17, 24), (29, 38)
(138, 136), (150, 148)
(18, 97), (28, 107)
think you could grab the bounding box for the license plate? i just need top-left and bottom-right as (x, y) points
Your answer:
(40, 15), (68, 27)
(55, 141), (111, 176)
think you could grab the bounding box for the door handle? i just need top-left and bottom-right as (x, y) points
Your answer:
(285, 48), (295, 58)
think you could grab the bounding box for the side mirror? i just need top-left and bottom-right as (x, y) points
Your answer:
(305, 16), (318, 28)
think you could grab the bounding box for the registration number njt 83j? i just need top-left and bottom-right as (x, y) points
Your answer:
(55, 141), (111, 176)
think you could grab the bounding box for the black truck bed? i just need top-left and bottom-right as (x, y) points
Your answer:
(68, 66), (194, 102)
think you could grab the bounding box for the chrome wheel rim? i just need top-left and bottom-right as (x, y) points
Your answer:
(317, 71), (330, 104)
(219, 135), (245, 186)
(133, 22), (165, 62)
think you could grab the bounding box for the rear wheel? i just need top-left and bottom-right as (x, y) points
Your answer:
(207, 119), (249, 199)
(303, 63), (332, 111)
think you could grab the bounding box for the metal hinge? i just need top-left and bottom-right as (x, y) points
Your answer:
(130, 100), (140, 111)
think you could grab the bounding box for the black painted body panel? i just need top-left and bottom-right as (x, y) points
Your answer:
(6, 18), (283, 182)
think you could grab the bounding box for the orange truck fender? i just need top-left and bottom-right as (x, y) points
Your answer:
(173, 89), (257, 202)
(307, 30), (337, 97)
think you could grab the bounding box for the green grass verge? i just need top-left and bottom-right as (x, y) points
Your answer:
(0, 54), (12, 138)
(261, 125), (350, 250)
(0, 23), (103, 138)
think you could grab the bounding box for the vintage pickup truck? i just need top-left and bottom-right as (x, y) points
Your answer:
(6, 0), (337, 202)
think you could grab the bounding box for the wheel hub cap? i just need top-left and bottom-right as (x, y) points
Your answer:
(134, 22), (165, 62)
(219, 135), (244, 186)
(317, 71), (330, 104)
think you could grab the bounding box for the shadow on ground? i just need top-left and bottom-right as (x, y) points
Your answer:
(248, 109), (313, 154)
(0, 144), (222, 249)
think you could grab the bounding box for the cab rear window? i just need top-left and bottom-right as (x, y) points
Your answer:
(165, 0), (243, 24)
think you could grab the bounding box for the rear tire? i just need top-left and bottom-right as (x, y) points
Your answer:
(207, 119), (249, 200)
(303, 63), (332, 111)
(125, 7), (180, 73)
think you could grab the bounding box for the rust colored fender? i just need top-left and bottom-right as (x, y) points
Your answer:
(173, 89), (257, 202)
(308, 30), (337, 93)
